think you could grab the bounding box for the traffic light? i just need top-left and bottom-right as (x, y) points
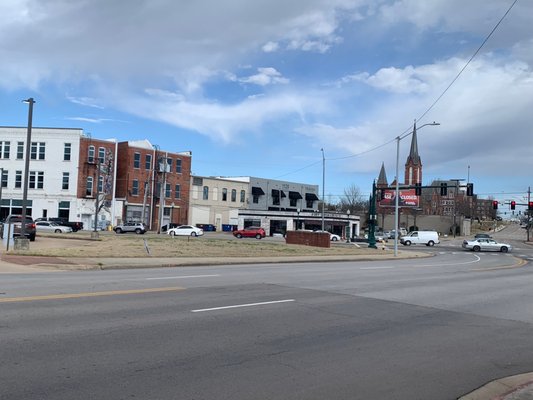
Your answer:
(529, 201), (533, 211)
(511, 201), (516, 210)
(415, 183), (422, 196)
(493, 201), (498, 210)
(440, 183), (447, 196)
(466, 183), (474, 196)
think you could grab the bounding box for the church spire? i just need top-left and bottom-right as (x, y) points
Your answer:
(404, 120), (423, 185)
(406, 121), (421, 166)
(377, 162), (388, 187)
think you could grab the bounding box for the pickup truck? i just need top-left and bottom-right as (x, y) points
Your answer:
(35, 217), (84, 232)
(1, 214), (37, 241)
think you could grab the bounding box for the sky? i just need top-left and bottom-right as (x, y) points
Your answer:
(1, 0), (532, 211)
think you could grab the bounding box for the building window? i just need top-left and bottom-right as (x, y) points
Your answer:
(17, 142), (24, 159)
(88, 145), (95, 163)
(86, 176), (93, 196)
(175, 184), (181, 199)
(176, 159), (182, 173)
(30, 142), (45, 160)
(167, 158), (173, 170)
(64, 143), (71, 161)
(165, 183), (171, 198)
(133, 152), (141, 168)
(0, 141), (10, 159)
(272, 192), (280, 206)
(29, 171), (44, 189)
(98, 176), (104, 193)
(253, 195), (259, 204)
(132, 179), (139, 196)
(222, 188), (227, 201)
(0, 169), (7, 188)
(240, 190), (245, 203)
(62, 172), (69, 190)
(145, 154), (152, 170)
(203, 186), (209, 200)
(15, 170), (22, 188)
(231, 189), (236, 202)
(98, 147), (105, 164)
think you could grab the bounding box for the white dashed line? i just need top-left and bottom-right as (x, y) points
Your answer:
(191, 299), (295, 313)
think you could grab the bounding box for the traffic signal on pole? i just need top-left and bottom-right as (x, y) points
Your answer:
(511, 201), (516, 210)
(493, 201), (498, 210)
(440, 183), (447, 196)
(529, 201), (533, 211)
(466, 183), (474, 196)
(415, 183), (422, 196)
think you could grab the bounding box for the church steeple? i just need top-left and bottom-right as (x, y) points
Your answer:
(404, 120), (422, 185)
(377, 162), (388, 187)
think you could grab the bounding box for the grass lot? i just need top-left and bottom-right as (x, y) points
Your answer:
(14, 231), (390, 258)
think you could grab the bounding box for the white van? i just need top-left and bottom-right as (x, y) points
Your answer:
(400, 231), (439, 246)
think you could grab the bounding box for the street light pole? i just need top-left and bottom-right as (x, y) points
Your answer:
(20, 98), (35, 242)
(321, 148), (325, 231)
(393, 120), (440, 257)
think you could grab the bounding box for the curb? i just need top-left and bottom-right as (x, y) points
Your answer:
(459, 372), (533, 400)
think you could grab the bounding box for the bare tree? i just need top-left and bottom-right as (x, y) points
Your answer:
(338, 184), (368, 213)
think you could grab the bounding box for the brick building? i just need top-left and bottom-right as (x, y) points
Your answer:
(115, 140), (191, 231)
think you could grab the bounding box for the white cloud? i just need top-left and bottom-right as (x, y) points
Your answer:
(239, 67), (289, 86)
(262, 41), (279, 52)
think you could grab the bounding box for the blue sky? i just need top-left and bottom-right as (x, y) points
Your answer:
(1, 0), (532, 210)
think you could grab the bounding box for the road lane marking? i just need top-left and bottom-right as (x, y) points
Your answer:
(191, 299), (295, 313)
(146, 274), (220, 280)
(0, 286), (186, 303)
(471, 257), (528, 271)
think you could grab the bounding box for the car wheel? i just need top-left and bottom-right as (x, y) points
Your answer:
(191, 232), (197, 237)
(255, 234), (262, 239)
(236, 233), (242, 239)
(135, 228), (142, 234)
(501, 246), (508, 253)
(427, 240), (434, 246)
(115, 228), (123, 234)
(473, 245), (481, 252)
(404, 240), (411, 246)
(29, 235), (36, 242)
(170, 231), (176, 236)
(332, 237), (338, 241)
(55, 229), (62, 233)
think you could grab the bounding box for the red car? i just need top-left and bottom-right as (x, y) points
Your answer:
(233, 226), (266, 239)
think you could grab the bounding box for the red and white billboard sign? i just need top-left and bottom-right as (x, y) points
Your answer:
(379, 189), (419, 207)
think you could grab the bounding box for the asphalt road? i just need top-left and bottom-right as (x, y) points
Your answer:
(2, 227), (533, 399)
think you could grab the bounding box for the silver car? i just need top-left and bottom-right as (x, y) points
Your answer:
(35, 221), (73, 233)
(462, 238), (512, 253)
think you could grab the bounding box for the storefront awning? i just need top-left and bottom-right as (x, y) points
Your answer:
(288, 191), (303, 199)
(305, 193), (319, 201)
(252, 186), (265, 196)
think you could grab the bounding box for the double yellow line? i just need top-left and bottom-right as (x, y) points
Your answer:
(0, 286), (185, 303)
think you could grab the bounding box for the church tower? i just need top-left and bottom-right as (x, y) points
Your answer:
(404, 121), (422, 186)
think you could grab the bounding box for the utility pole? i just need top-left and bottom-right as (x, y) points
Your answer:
(528, 186), (531, 242)
(157, 153), (168, 234)
(93, 160), (101, 238)
(20, 98), (35, 244)
(0, 167), (3, 220)
(321, 148), (325, 231)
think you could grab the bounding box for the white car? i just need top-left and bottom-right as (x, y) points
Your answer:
(35, 221), (73, 233)
(314, 230), (341, 241)
(462, 238), (512, 253)
(167, 225), (204, 237)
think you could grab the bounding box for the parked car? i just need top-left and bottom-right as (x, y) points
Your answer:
(474, 233), (492, 239)
(314, 230), (341, 241)
(462, 238), (512, 253)
(196, 224), (216, 232)
(35, 217), (84, 232)
(161, 223), (179, 232)
(233, 226), (266, 239)
(400, 231), (439, 246)
(167, 225), (204, 237)
(0, 214), (37, 241)
(35, 221), (73, 233)
(113, 222), (146, 234)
